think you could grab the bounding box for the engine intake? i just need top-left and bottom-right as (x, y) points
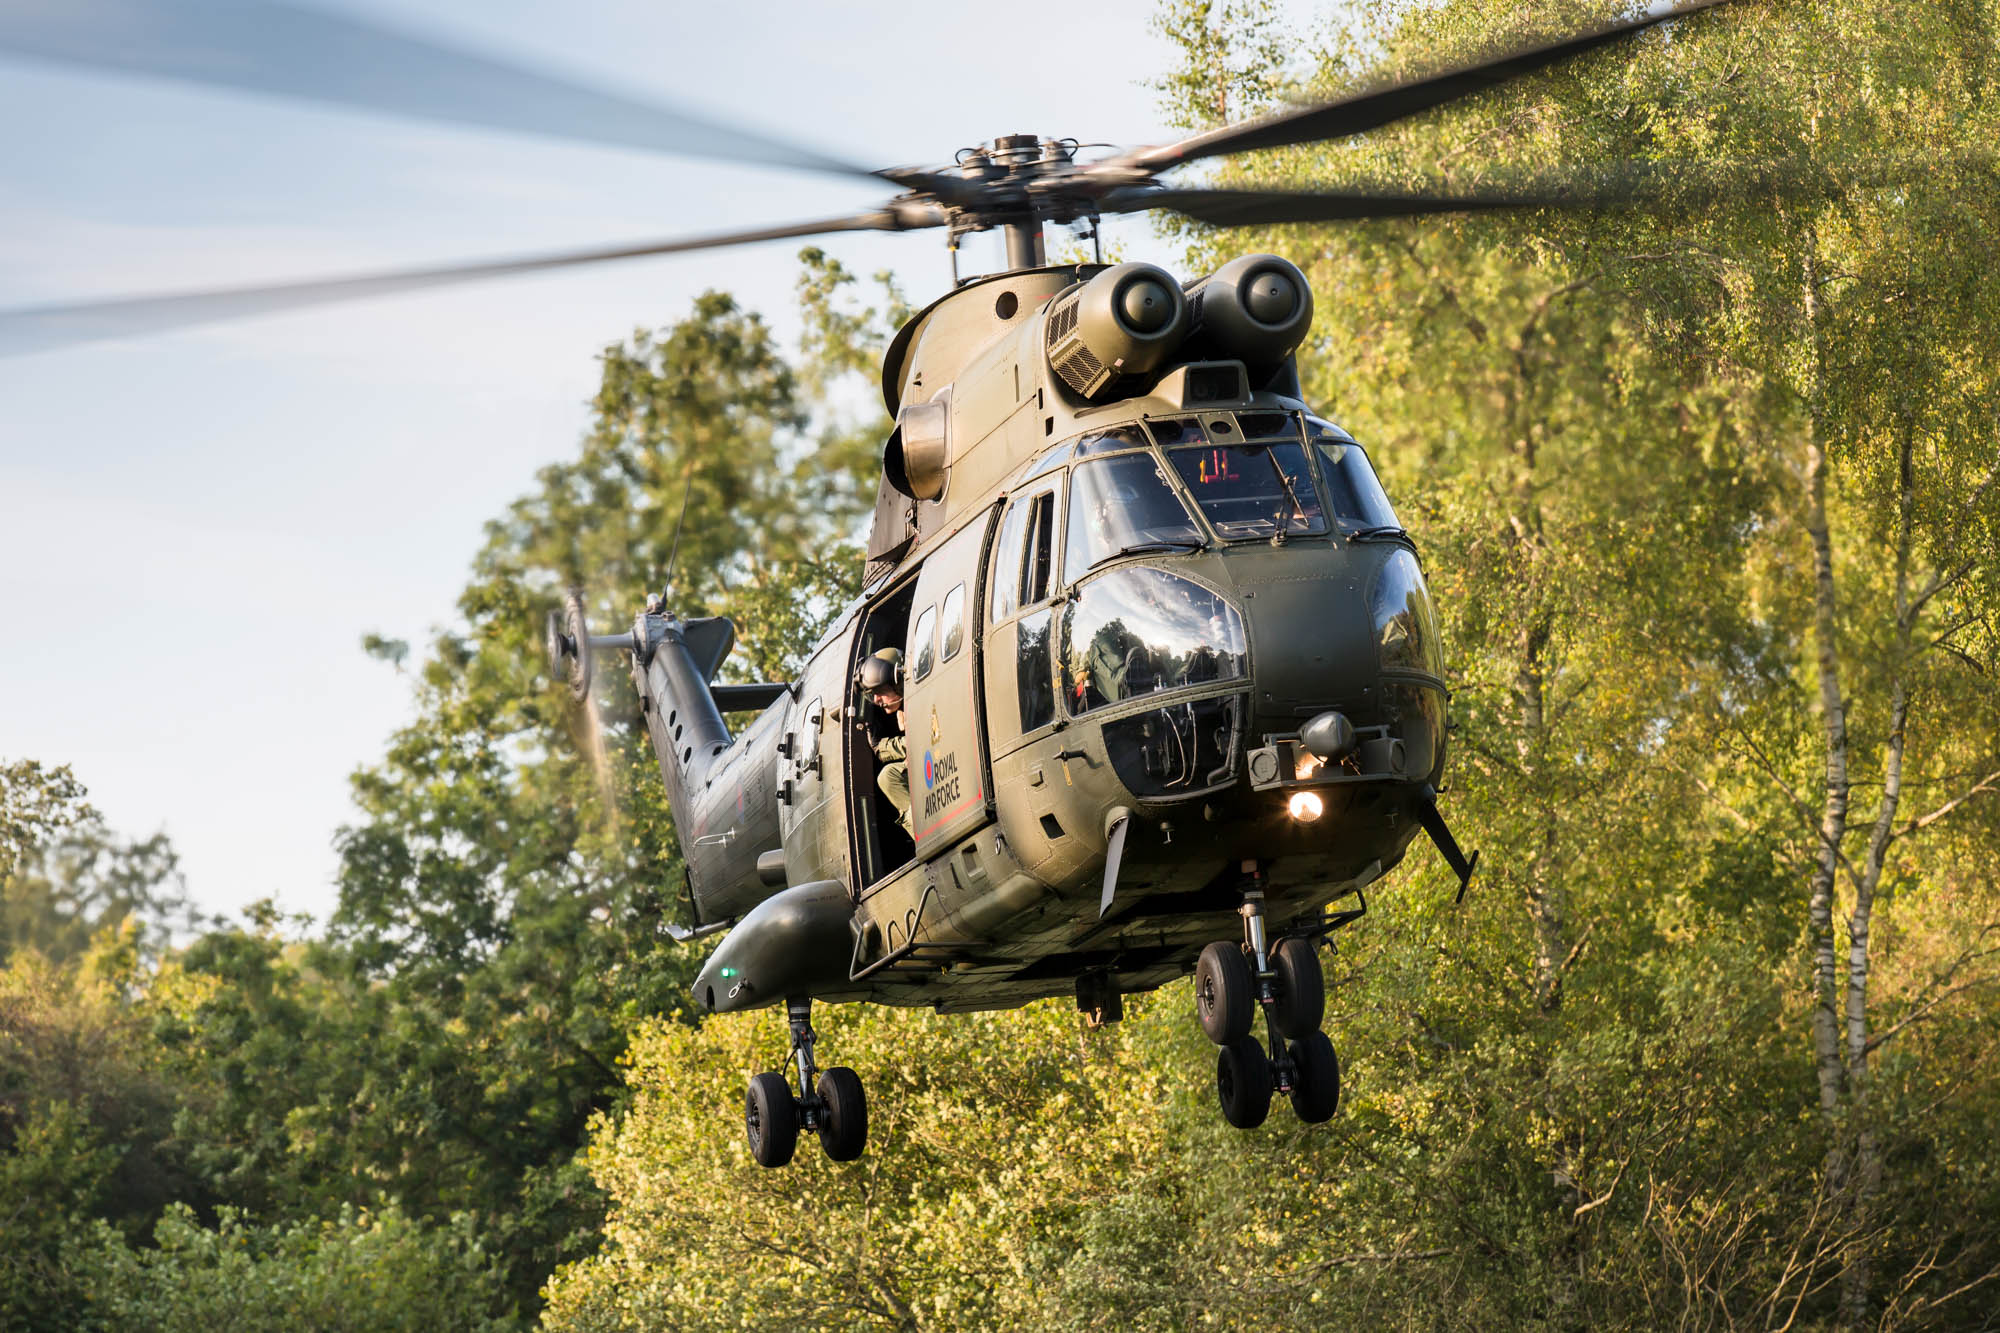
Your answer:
(1044, 262), (1188, 401)
(1183, 254), (1313, 383)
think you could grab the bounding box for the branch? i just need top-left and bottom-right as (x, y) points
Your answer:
(1862, 974), (1998, 1055)
(1899, 768), (2000, 837)
(1723, 717), (1867, 882)
(1559, 921), (1596, 978)
(1572, 1152), (1629, 1220)
(1316, 1247), (1451, 1268)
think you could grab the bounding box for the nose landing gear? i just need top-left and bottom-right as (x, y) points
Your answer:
(744, 998), (869, 1169)
(1195, 867), (1343, 1129)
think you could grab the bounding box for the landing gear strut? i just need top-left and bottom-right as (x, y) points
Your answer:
(1194, 864), (1341, 1129)
(744, 997), (868, 1169)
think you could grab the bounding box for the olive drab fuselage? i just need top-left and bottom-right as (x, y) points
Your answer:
(623, 259), (1452, 1019)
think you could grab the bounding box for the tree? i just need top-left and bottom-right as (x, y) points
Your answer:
(311, 276), (890, 1307)
(1144, 0), (2000, 1322)
(4, 821), (200, 966)
(0, 760), (92, 888)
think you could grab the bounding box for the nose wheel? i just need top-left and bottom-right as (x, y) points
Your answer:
(743, 998), (869, 1169)
(1194, 872), (1342, 1128)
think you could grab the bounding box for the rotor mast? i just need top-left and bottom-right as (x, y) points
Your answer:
(987, 133), (1049, 270)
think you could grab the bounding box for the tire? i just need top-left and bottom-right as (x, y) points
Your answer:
(1269, 936), (1325, 1040)
(816, 1067), (868, 1162)
(1195, 941), (1254, 1045)
(745, 1072), (798, 1168)
(1216, 1035), (1273, 1129)
(1288, 1030), (1341, 1124)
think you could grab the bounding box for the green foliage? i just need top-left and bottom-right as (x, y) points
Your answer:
(11, 17), (2000, 1321)
(0, 759), (93, 888)
(65, 1204), (516, 1333)
(307, 275), (892, 1307)
(5, 822), (200, 966)
(539, 4), (2000, 1329)
(536, 918), (1825, 1332)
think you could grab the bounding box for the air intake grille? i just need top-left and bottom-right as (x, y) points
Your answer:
(1053, 344), (1103, 395)
(1047, 294), (1080, 344)
(1045, 286), (1115, 398)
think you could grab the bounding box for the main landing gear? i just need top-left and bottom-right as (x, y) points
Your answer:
(744, 997), (868, 1169)
(1194, 868), (1341, 1129)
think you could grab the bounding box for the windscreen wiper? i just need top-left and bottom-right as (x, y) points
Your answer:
(1096, 538), (1206, 568)
(1250, 446), (1308, 536)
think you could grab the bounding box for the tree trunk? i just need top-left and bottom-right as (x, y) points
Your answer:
(1505, 309), (1566, 1015)
(1832, 417), (1919, 1326)
(1799, 240), (1850, 1152)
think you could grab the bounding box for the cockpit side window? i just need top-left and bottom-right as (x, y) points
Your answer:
(1306, 419), (1400, 532)
(1064, 454), (1204, 577)
(989, 497), (1031, 623)
(1021, 489), (1057, 606)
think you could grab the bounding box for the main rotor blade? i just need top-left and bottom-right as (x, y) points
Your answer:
(1118, 157), (1856, 228)
(1111, 0), (1733, 175)
(0, 208), (938, 356)
(1114, 184), (1586, 226)
(0, 0), (880, 182)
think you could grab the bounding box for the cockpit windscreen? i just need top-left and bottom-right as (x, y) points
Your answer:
(1065, 454), (1204, 576)
(1166, 442), (1327, 540)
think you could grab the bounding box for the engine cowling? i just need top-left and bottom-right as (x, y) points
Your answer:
(1182, 254), (1313, 383)
(1043, 262), (1189, 402)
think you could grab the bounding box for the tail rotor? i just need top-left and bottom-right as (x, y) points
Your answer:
(545, 586), (594, 701)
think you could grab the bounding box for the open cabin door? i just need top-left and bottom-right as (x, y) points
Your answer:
(900, 509), (1000, 859)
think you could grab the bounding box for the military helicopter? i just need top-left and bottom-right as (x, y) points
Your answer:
(1, 0), (1738, 1166)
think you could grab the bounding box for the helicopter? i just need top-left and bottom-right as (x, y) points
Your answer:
(0, 0), (1741, 1166)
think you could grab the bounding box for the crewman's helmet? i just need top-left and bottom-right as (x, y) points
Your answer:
(857, 646), (904, 695)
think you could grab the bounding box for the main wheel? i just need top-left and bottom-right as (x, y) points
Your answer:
(1195, 941), (1254, 1045)
(815, 1067), (868, 1162)
(1287, 1030), (1341, 1124)
(745, 1072), (798, 1168)
(1268, 936), (1325, 1040)
(1216, 1036), (1273, 1129)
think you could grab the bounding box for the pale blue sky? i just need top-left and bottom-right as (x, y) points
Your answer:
(1, 0), (1315, 924)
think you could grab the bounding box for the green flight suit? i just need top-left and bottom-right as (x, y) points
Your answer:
(875, 730), (910, 832)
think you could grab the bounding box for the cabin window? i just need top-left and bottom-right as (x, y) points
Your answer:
(911, 604), (939, 681)
(940, 584), (966, 660)
(1167, 441), (1328, 541)
(1064, 454), (1204, 577)
(1059, 567), (1247, 714)
(802, 699), (822, 765)
(989, 497), (1031, 623)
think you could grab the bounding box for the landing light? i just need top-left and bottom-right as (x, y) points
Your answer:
(1287, 791), (1325, 822)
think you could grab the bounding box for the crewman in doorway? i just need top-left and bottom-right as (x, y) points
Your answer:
(858, 647), (910, 833)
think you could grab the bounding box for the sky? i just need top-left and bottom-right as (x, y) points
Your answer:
(0, 0), (1310, 925)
